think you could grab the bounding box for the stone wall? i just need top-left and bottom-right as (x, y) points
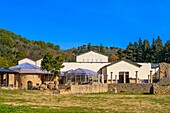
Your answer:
(159, 63), (170, 79)
(150, 84), (170, 94)
(108, 83), (153, 93)
(19, 74), (42, 89)
(69, 83), (153, 94)
(70, 83), (108, 94)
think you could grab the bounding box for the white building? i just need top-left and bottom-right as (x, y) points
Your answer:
(18, 51), (159, 83)
(99, 58), (159, 83)
(18, 58), (35, 65)
(76, 51), (108, 62)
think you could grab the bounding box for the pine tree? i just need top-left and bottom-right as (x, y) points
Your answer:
(142, 40), (151, 62)
(137, 38), (143, 62)
(99, 44), (105, 54)
(125, 42), (134, 61)
(133, 42), (138, 61)
(163, 40), (170, 62)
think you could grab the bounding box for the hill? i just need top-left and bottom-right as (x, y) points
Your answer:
(0, 28), (119, 68)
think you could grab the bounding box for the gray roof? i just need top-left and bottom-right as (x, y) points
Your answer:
(10, 63), (50, 74)
(100, 58), (142, 69)
(65, 68), (98, 76)
(0, 68), (18, 74)
(10, 63), (40, 69)
(151, 63), (159, 68)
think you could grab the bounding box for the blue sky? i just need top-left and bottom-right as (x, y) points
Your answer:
(0, 0), (170, 50)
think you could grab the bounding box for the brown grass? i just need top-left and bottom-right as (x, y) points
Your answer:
(0, 90), (170, 112)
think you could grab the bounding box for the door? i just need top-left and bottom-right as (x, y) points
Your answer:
(27, 81), (33, 90)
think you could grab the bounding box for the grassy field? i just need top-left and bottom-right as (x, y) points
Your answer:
(0, 90), (170, 113)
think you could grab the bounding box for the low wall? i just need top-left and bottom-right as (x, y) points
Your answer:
(151, 84), (170, 94)
(71, 83), (108, 94)
(108, 83), (153, 93)
(70, 83), (153, 94)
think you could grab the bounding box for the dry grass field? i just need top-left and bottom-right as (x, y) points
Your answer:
(0, 90), (170, 113)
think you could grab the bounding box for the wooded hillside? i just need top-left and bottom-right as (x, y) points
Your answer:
(0, 28), (119, 67)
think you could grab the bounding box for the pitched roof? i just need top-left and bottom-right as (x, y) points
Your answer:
(9, 63), (50, 74)
(100, 58), (142, 69)
(77, 51), (108, 57)
(0, 68), (18, 74)
(10, 63), (40, 69)
(19, 57), (35, 61)
(65, 68), (98, 76)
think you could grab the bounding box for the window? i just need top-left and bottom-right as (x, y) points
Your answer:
(87, 59), (89, 62)
(91, 59), (93, 62)
(96, 59), (98, 62)
(100, 59), (102, 62)
(83, 59), (85, 62)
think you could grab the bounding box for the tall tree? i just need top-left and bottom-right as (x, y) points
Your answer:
(133, 42), (138, 61)
(117, 48), (126, 59)
(137, 38), (143, 62)
(99, 44), (105, 54)
(41, 52), (53, 72)
(142, 40), (151, 62)
(52, 56), (65, 75)
(163, 40), (170, 62)
(125, 42), (134, 61)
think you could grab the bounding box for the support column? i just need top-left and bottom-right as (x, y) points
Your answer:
(6, 74), (8, 86)
(148, 75), (150, 83)
(115, 75), (117, 84)
(102, 74), (104, 84)
(1, 74), (3, 85)
(98, 74), (100, 83)
(135, 71), (138, 83)
(106, 75), (108, 83)
(123, 72), (126, 83)
(150, 71), (153, 83)
(111, 72), (113, 83)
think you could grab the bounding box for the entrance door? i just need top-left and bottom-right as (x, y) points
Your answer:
(125, 72), (130, 83)
(27, 81), (33, 90)
(118, 72), (130, 83)
(118, 72), (124, 83)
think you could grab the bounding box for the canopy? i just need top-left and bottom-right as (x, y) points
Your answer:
(65, 68), (98, 76)
(10, 63), (50, 74)
(10, 63), (40, 69)
(0, 68), (18, 74)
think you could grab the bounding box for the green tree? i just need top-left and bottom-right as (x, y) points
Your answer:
(0, 56), (10, 68)
(142, 40), (151, 62)
(125, 42), (134, 61)
(52, 56), (65, 75)
(117, 48), (126, 59)
(41, 52), (54, 72)
(133, 42), (138, 61)
(99, 44), (105, 54)
(163, 40), (170, 62)
(137, 38), (143, 62)
(87, 43), (92, 51)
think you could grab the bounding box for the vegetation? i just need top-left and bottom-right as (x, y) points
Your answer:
(0, 28), (119, 68)
(41, 52), (64, 75)
(118, 37), (170, 63)
(0, 90), (170, 112)
(0, 28), (170, 69)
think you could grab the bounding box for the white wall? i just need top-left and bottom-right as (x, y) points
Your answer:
(18, 58), (35, 65)
(61, 62), (110, 72)
(76, 51), (108, 62)
(35, 59), (43, 67)
(106, 61), (140, 80)
(104, 61), (157, 80)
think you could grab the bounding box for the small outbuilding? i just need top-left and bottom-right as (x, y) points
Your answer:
(63, 68), (98, 84)
(0, 68), (18, 87)
(10, 63), (54, 89)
